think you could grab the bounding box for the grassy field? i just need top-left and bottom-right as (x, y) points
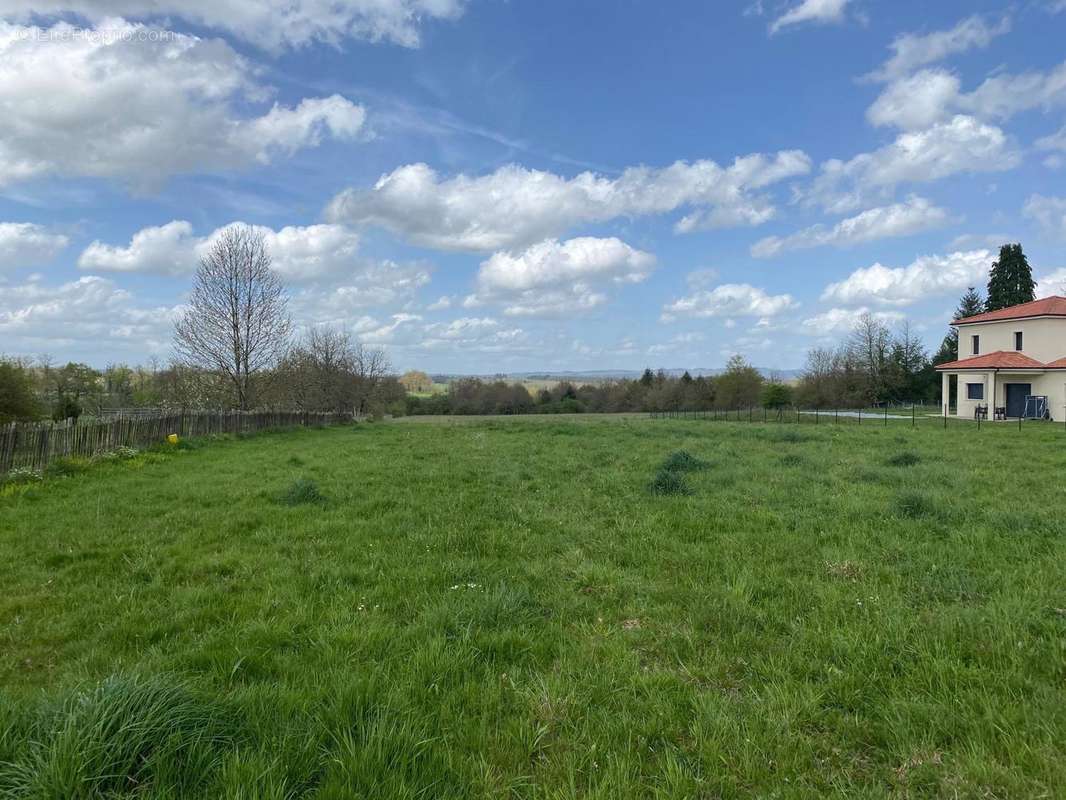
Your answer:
(1, 417), (1064, 798)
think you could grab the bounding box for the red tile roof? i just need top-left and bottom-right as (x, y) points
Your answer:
(954, 295), (1066, 325)
(934, 351), (1048, 370)
(1045, 357), (1066, 369)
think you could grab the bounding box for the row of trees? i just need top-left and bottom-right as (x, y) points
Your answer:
(794, 318), (937, 408)
(3, 226), (404, 423)
(793, 243), (1040, 408)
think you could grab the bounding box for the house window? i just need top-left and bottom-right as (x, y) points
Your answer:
(966, 383), (984, 400)
(972, 334), (980, 355)
(1014, 331), (1023, 351)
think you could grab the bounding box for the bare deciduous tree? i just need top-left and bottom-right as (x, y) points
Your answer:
(274, 326), (392, 415)
(351, 341), (391, 415)
(173, 225), (291, 409)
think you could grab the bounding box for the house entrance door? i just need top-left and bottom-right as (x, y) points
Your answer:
(1005, 383), (1031, 418)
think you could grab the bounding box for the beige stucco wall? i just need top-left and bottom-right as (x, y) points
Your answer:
(957, 317), (1066, 363)
(949, 370), (1066, 421)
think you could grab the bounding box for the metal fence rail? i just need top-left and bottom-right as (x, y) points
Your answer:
(0, 410), (351, 475)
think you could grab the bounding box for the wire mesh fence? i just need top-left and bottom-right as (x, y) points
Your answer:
(0, 410), (352, 475)
(649, 405), (1066, 432)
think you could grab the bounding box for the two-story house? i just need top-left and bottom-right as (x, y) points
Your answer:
(935, 296), (1066, 420)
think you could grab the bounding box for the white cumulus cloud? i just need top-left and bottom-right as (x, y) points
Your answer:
(78, 221), (198, 276)
(0, 222), (69, 270)
(466, 237), (655, 317)
(0, 19), (367, 188)
(808, 115), (1018, 213)
(79, 220), (372, 280)
(0, 274), (180, 356)
(662, 283), (797, 321)
(752, 196), (950, 257)
(326, 152), (811, 252)
(868, 61), (1066, 131)
(820, 249), (992, 307)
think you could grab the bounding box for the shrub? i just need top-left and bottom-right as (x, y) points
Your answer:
(894, 490), (936, 519)
(51, 395), (82, 422)
(0, 673), (234, 798)
(649, 468), (691, 496)
(886, 451), (921, 467)
(279, 478), (325, 506)
(661, 450), (708, 472)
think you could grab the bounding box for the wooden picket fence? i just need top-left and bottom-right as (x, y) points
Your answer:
(0, 410), (351, 475)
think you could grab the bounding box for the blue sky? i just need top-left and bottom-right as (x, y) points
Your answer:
(2, 0), (1066, 373)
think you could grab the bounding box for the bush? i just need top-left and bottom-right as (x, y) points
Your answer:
(886, 451), (921, 467)
(649, 468), (691, 496)
(51, 395), (82, 422)
(0, 673), (234, 798)
(278, 478), (325, 506)
(661, 450), (708, 472)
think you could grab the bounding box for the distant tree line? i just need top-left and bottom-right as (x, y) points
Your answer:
(404, 356), (787, 416)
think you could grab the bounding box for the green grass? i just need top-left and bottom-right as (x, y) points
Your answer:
(1, 418), (1065, 798)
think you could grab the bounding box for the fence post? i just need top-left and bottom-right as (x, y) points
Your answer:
(912, 404), (915, 428)
(884, 405), (888, 427)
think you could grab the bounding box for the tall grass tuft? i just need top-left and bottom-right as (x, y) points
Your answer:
(894, 490), (936, 519)
(278, 477), (325, 506)
(649, 468), (692, 496)
(0, 673), (235, 798)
